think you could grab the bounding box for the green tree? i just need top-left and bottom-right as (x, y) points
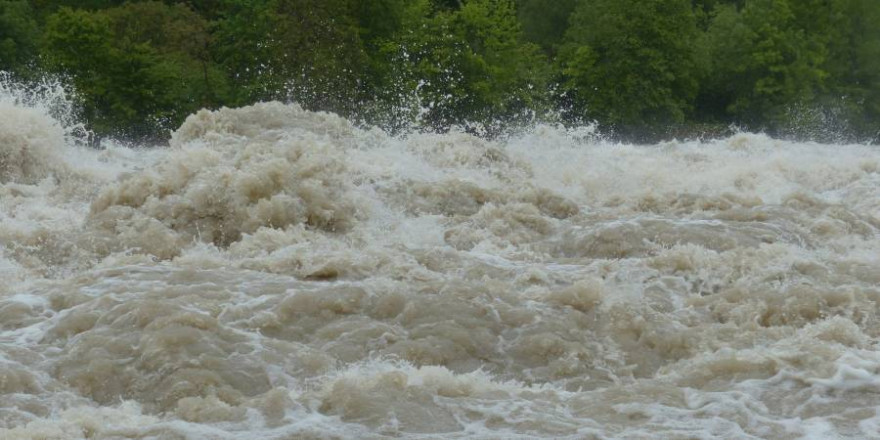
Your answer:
(819, 0), (880, 140)
(702, 0), (827, 131)
(31, 0), (125, 14)
(516, 0), (576, 55)
(43, 3), (225, 140)
(356, 0), (409, 46)
(212, 0), (369, 115)
(20, 0), (880, 142)
(43, 7), (115, 131)
(396, 0), (550, 129)
(105, 1), (228, 109)
(0, 0), (39, 73)
(560, 0), (701, 135)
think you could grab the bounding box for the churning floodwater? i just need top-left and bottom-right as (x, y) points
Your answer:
(3, 81), (880, 440)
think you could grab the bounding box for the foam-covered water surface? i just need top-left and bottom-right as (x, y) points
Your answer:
(2, 85), (880, 439)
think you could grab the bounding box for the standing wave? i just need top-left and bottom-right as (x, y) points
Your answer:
(2, 95), (880, 439)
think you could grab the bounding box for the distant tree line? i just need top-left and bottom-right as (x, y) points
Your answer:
(1, 0), (878, 142)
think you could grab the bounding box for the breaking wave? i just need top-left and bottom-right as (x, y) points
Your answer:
(3, 79), (880, 439)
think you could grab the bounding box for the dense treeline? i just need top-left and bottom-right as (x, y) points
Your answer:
(1, 0), (878, 142)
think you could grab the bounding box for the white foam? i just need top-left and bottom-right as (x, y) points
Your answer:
(2, 90), (880, 438)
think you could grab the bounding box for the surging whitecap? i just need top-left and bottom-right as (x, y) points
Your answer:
(2, 86), (880, 439)
(87, 103), (362, 259)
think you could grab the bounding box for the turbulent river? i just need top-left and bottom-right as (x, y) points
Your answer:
(3, 83), (880, 440)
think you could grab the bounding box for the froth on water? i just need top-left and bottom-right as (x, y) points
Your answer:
(2, 84), (880, 439)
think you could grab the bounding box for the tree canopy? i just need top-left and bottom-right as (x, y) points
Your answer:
(560, 0), (701, 136)
(2, 0), (877, 143)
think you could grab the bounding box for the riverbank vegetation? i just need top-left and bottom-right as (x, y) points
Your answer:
(2, 0), (878, 142)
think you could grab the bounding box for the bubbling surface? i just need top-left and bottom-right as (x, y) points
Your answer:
(2, 95), (880, 439)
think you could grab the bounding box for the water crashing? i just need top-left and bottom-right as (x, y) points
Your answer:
(2, 84), (880, 439)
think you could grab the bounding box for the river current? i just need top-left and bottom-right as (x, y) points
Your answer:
(2, 82), (880, 439)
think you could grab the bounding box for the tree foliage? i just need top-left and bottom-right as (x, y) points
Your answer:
(560, 0), (701, 135)
(704, 0), (826, 128)
(394, 0), (549, 129)
(43, 3), (222, 139)
(0, 0), (39, 73)
(1, 0), (877, 142)
(516, 0), (576, 55)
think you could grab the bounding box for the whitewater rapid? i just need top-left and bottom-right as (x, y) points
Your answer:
(2, 84), (880, 439)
